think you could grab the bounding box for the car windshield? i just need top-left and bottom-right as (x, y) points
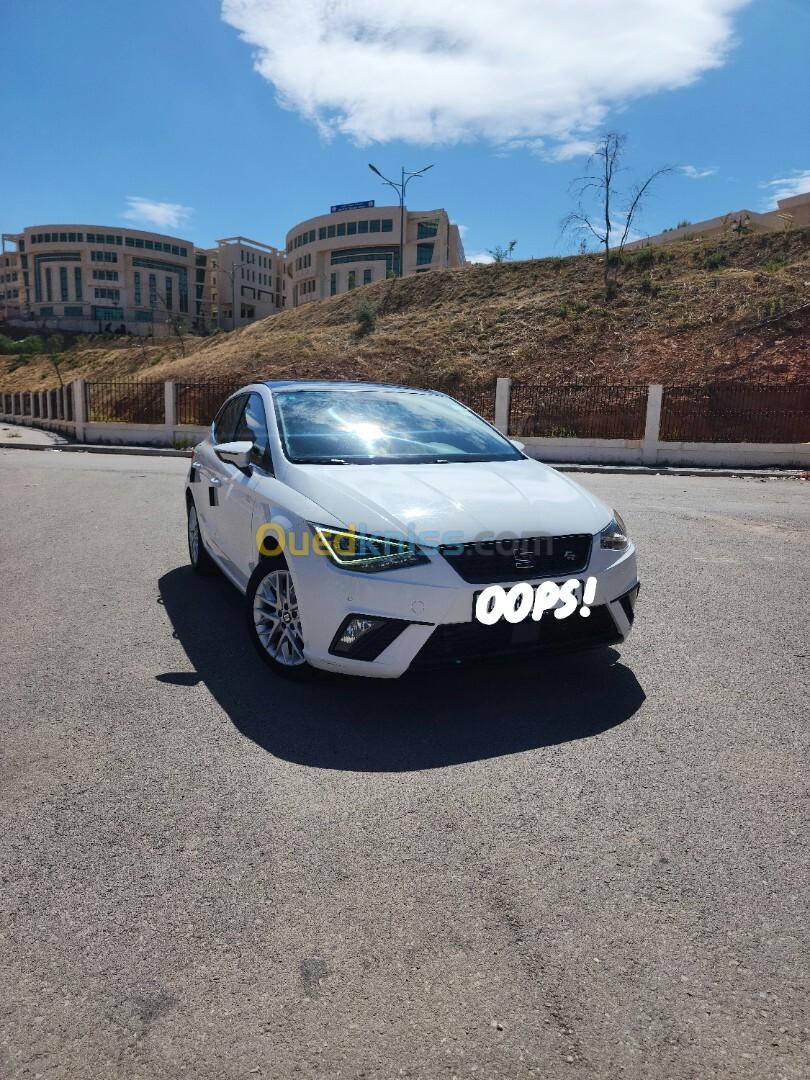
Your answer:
(272, 389), (522, 465)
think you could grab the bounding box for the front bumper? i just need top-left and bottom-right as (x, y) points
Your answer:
(290, 538), (639, 679)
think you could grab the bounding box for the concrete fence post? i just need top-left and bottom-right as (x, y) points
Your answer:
(164, 381), (176, 436)
(72, 380), (87, 443)
(43, 390), (50, 421)
(495, 377), (512, 435)
(642, 383), (664, 465)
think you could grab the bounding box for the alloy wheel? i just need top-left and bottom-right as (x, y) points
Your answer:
(252, 568), (306, 666)
(188, 504), (201, 565)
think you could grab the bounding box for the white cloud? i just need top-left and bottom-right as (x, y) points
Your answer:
(122, 196), (193, 231)
(221, 0), (750, 148)
(457, 224), (469, 240)
(681, 165), (718, 179)
(545, 139), (600, 162)
(761, 170), (810, 209)
(466, 251), (495, 264)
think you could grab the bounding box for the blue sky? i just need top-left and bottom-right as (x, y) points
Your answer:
(3, 0), (808, 261)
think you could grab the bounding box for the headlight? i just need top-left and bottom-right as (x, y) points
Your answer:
(312, 525), (430, 573)
(600, 511), (630, 550)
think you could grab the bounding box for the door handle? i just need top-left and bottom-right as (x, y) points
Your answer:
(208, 475), (222, 487)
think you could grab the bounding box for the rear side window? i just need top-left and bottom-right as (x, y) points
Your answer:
(213, 395), (246, 444)
(235, 392), (272, 470)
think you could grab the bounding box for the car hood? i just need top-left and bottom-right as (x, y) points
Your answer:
(286, 458), (613, 544)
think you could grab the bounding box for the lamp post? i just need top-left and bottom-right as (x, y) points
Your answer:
(368, 163), (434, 278)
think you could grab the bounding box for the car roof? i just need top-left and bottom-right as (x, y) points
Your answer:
(260, 380), (437, 394)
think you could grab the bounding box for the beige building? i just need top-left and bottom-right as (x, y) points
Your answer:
(0, 225), (284, 336)
(628, 190), (810, 249)
(201, 236), (284, 330)
(286, 203), (465, 307)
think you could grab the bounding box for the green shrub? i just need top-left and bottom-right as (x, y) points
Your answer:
(624, 247), (655, 271)
(763, 258), (787, 273)
(639, 274), (659, 296)
(354, 298), (377, 335)
(696, 248), (728, 271)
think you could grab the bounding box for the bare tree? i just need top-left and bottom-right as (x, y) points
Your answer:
(154, 292), (187, 356)
(562, 133), (671, 295)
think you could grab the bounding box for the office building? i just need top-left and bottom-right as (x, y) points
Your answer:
(285, 203), (465, 307)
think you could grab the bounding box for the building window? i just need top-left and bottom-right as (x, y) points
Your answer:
(381, 219), (393, 232)
(74, 267), (82, 300)
(134, 272), (141, 306)
(93, 306), (123, 322)
(40, 306), (54, 316)
(417, 220), (439, 239)
(90, 251), (118, 263)
(92, 269), (119, 281)
(416, 242), (435, 266)
(358, 220), (369, 234)
(94, 287), (120, 300)
(363, 269), (372, 285)
(64, 306), (83, 316)
(347, 221), (357, 235)
(60, 267), (69, 301)
(370, 219), (381, 233)
(347, 270), (356, 290)
(136, 310), (153, 322)
(327, 225), (336, 238)
(330, 246), (400, 276)
(165, 277), (173, 310)
(319, 227), (327, 240)
(330, 272), (337, 296)
(149, 273), (157, 307)
(45, 268), (52, 301)
(337, 223), (346, 236)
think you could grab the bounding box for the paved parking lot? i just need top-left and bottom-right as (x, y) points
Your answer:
(1, 448), (808, 1079)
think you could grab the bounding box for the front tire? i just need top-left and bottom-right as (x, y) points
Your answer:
(187, 498), (217, 575)
(246, 558), (319, 681)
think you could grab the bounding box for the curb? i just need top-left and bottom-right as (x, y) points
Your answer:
(552, 463), (805, 479)
(0, 440), (805, 476)
(0, 441), (193, 457)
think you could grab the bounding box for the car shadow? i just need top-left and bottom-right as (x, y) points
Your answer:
(158, 567), (646, 772)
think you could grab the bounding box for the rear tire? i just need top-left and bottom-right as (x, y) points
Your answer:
(187, 498), (217, 576)
(246, 558), (319, 681)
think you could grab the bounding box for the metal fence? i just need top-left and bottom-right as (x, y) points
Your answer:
(418, 380), (496, 421)
(509, 383), (649, 439)
(176, 380), (242, 426)
(85, 379), (165, 424)
(660, 384), (810, 443)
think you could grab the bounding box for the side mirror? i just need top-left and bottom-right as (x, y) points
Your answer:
(509, 438), (526, 451)
(215, 440), (253, 468)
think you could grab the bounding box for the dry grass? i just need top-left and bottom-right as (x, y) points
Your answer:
(3, 227), (809, 393)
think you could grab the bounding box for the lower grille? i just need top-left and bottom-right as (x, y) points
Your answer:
(440, 534), (592, 583)
(411, 604), (621, 669)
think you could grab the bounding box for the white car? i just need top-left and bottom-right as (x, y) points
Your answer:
(185, 381), (639, 679)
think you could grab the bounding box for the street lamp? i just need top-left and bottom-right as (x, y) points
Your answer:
(368, 163), (434, 278)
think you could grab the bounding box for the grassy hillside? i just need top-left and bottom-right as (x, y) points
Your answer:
(3, 226), (809, 394)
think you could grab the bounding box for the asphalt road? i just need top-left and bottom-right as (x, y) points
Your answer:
(1, 448), (808, 1080)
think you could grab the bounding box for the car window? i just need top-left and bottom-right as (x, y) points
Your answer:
(272, 389), (522, 464)
(213, 394), (246, 444)
(235, 392), (272, 471)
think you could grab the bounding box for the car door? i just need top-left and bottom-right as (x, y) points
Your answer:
(216, 392), (275, 581)
(194, 393), (246, 559)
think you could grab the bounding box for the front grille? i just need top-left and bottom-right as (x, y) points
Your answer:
(411, 604), (621, 669)
(439, 534), (592, 584)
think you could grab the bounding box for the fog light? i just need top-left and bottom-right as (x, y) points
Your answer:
(336, 616), (382, 651)
(329, 614), (412, 661)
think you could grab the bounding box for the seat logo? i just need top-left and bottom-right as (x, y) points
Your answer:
(563, 549), (578, 561)
(513, 547), (536, 570)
